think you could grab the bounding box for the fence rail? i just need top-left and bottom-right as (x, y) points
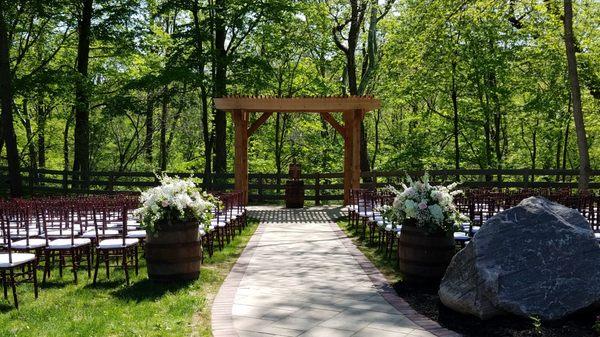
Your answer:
(1, 167), (599, 203)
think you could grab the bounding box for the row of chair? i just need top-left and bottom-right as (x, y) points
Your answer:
(0, 191), (247, 308)
(347, 187), (600, 267)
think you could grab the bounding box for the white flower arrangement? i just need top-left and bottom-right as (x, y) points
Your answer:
(133, 175), (218, 234)
(382, 173), (467, 235)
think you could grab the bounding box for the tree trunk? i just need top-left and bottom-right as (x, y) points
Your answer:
(192, 0), (212, 187)
(159, 91), (168, 171)
(36, 103), (46, 168)
(64, 112), (72, 176)
(0, 121), (4, 156)
(144, 91), (153, 162)
(563, 0), (590, 191)
(213, 0), (227, 174)
(21, 100), (37, 170)
(73, 0), (92, 189)
(562, 120), (570, 181)
(451, 61), (460, 170)
(0, 8), (22, 197)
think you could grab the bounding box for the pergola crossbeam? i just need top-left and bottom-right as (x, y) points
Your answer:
(320, 112), (346, 137)
(247, 112), (273, 137)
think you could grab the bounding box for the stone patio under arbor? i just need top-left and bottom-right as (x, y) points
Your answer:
(211, 206), (459, 337)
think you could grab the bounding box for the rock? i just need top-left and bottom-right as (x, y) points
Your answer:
(439, 196), (600, 320)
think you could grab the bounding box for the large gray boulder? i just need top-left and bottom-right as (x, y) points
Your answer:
(439, 196), (600, 320)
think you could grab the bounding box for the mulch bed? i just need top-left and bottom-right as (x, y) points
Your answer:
(394, 282), (598, 337)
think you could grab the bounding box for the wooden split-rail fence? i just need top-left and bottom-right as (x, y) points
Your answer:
(1, 167), (599, 204)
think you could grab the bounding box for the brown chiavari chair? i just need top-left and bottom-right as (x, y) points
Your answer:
(42, 200), (92, 284)
(0, 200), (39, 308)
(93, 201), (139, 285)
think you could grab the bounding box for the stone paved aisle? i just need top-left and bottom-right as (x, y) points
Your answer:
(211, 206), (459, 337)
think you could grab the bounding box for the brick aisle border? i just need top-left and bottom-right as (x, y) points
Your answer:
(211, 220), (266, 337)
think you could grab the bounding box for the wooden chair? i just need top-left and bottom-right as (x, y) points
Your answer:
(0, 201), (39, 308)
(41, 201), (92, 284)
(93, 204), (139, 285)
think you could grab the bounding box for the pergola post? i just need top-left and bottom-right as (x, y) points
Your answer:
(343, 111), (354, 205)
(352, 109), (362, 190)
(233, 109), (249, 204)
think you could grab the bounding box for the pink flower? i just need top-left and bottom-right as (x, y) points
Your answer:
(418, 201), (427, 210)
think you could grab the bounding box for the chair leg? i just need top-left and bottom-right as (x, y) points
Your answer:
(122, 250), (129, 285)
(104, 250), (110, 280)
(86, 247), (92, 278)
(71, 249), (78, 284)
(32, 261), (38, 299)
(58, 252), (64, 278)
(43, 250), (50, 283)
(9, 269), (17, 309)
(93, 249), (100, 284)
(2, 270), (7, 300)
(134, 246), (139, 276)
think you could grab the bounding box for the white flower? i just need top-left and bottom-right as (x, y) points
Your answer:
(428, 204), (444, 222)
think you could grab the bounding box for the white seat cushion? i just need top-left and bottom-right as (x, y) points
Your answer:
(595, 232), (600, 240)
(12, 238), (47, 249)
(49, 238), (91, 249)
(98, 238), (139, 249)
(126, 230), (146, 239)
(46, 229), (80, 237)
(454, 232), (469, 240)
(9, 229), (40, 236)
(81, 229), (119, 238)
(0, 253), (36, 268)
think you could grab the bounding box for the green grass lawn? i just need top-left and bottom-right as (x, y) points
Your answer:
(336, 219), (401, 284)
(0, 220), (258, 337)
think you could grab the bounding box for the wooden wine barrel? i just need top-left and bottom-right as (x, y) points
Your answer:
(398, 224), (455, 284)
(285, 180), (305, 208)
(145, 221), (202, 282)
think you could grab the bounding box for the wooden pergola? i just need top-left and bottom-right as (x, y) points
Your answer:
(214, 96), (381, 205)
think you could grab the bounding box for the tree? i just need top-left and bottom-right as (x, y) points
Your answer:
(73, 0), (93, 187)
(563, 0), (591, 191)
(0, 2), (22, 196)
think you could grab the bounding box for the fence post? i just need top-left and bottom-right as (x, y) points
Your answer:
(523, 172), (530, 187)
(315, 173), (321, 206)
(28, 167), (34, 195)
(257, 175), (264, 203)
(108, 173), (115, 192)
(62, 169), (68, 194)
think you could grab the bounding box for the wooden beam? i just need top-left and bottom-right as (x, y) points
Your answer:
(343, 111), (354, 205)
(352, 109), (362, 190)
(247, 112), (273, 137)
(214, 96), (380, 113)
(233, 110), (249, 204)
(320, 112), (346, 137)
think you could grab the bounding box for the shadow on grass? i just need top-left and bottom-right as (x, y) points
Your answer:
(110, 278), (194, 302)
(0, 302), (15, 313)
(83, 279), (124, 290)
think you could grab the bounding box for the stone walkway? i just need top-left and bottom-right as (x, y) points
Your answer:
(211, 206), (459, 337)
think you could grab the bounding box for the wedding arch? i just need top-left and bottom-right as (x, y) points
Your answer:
(214, 95), (380, 205)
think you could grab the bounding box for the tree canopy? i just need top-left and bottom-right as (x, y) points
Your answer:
(0, 0), (599, 190)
